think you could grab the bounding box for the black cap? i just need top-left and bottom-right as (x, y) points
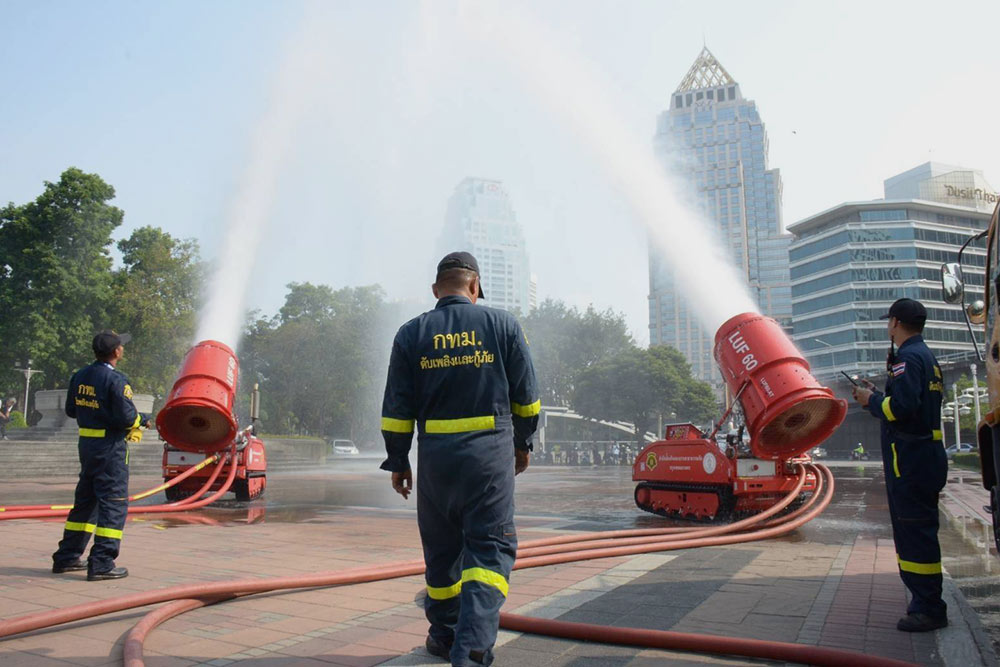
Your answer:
(437, 251), (485, 299)
(92, 330), (132, 357)
(879, 298), (927, 326)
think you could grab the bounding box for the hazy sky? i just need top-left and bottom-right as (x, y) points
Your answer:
(3, 0), (998, 344)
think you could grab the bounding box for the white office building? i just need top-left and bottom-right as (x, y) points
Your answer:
(440, 178), (533, 314)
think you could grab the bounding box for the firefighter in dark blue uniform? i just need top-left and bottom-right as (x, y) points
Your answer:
(381, 252), (539, 666)
(852, 299), (948, 632)
(52, 330), (150, 581)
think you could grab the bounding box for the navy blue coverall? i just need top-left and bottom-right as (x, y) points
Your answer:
(381, 295), (539, 667)
(865, 335), (948, 621)
(53, 361), (144, 574)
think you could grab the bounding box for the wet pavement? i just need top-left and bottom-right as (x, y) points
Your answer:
(0, 457), (997, 665)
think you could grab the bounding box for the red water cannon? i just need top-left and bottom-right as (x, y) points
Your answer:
(155, 340), (240, 454)
(714, 313), (846, 460)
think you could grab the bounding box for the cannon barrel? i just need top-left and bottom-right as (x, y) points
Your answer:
(714, 313), (846, 460)
(155, 340), (240, 454)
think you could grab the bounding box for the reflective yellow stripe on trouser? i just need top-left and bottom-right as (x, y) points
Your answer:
(898, 555), (942, 575)
(95, 526), (123, 540)
(65, 521), (96, 533)
(891, 442), (900, 478)
(79, 428), (106, 438)
(426, 567), (509, 600)
(424, 416), (495, 433)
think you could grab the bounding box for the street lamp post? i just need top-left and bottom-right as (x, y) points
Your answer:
(953, 382), (961, 447)
(971, 363), (982, 425)
(13, 360), (43, 418)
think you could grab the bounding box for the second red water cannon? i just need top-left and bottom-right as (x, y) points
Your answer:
(156, 340), (240, 454)
(714, 312), (846, 459)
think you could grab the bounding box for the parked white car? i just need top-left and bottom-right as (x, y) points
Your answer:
(331, 439), (360, 455)
(944, 443), (975, 459)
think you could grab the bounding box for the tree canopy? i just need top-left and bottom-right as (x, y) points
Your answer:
(520, 299), (633, 406)
(238, 283), (393, 442)
(572, 344), (716, 446)
(0, 170), (201, 411)
(107, 226), (203, 403)
(0, 168), (123, 392)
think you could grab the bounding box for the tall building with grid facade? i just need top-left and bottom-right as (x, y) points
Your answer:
(649, 47), (791, 383)
(440, 178), (533, 314)
(788, 165), (993, 382)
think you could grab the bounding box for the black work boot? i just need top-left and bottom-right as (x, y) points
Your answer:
(88, 566), (128, 581)
(425, 635), (452, 661)
(897, 612), (948, 632)
(52, 558), (88, 574)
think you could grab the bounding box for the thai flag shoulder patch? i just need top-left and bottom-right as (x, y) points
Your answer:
(892, 362), (906, 377)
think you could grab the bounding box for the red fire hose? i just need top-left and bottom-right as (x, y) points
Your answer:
(0, 446), (238, 521)
(0, 452), (222, 515)
(0, 464), (915, 666)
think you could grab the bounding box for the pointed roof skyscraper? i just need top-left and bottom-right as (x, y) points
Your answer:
(675, 46), (736, 92)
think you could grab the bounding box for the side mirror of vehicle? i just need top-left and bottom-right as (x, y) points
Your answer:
(968, 299), (986, 325)
(941, 263), (964, 304)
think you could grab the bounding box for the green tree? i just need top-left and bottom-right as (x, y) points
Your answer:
(240, 283), (392, 441)
(520, 299), (633, 406)
(108, 226), (204, 405)
(572, 345), (716, 447)
(0, 168), (123, 404)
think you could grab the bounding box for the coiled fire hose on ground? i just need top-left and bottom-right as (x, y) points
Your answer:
(0, 448), (234, 521)
(0, 464), (914, 667)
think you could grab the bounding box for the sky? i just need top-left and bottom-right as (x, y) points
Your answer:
(2, 0), (999, 345)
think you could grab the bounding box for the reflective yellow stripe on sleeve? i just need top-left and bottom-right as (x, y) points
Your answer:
(79, 428), (106, 438)
(381, 417), (415, 433)
(881, 396), (896, 422)
(94, 526), (123, 540)
(891, 442), (900, 478)
(425, 416), (495, 433)
(65, 521), (96, 533)
(932, 429), (943, 441)
(131, 414), (142, 428)
(461, 567), (509, 597)
(897, 556), (942, 575)
(426, 580), (463, 600)
(511, 400), (541, 418)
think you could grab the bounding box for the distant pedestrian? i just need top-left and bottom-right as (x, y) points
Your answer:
(851, 298), (948, 632)
(0, 398), (17, 440)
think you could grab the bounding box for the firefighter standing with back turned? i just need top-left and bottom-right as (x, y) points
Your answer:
(52, 330), (150, 580)
(380, 252), (539, 666)
(851, 298), (949, 632)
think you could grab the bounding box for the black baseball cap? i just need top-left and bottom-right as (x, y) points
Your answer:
(880, 298), (927, 326)
(437, 251), (485, 298)
(93, 330), (132, 357)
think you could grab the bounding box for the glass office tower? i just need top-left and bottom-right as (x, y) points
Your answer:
(650, 47), (791, 383)
(440, 178), (533, 314)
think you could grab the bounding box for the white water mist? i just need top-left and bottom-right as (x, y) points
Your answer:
(194, 7), (328, 349)
(456, 3), (759, 335)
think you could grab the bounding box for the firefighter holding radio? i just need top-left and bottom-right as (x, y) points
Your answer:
(380, 252), (539, 666)
(52, 330), (151, 581)
(851, 298), (948, 632)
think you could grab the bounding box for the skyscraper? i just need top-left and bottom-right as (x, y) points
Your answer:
(649, 47), (792, 383)
(440, 178), (533, 314)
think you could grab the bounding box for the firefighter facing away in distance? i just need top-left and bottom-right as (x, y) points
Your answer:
(380, 252), (540, 666)
(52, 330), (151, 580)
(851, 298), (948, 632)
